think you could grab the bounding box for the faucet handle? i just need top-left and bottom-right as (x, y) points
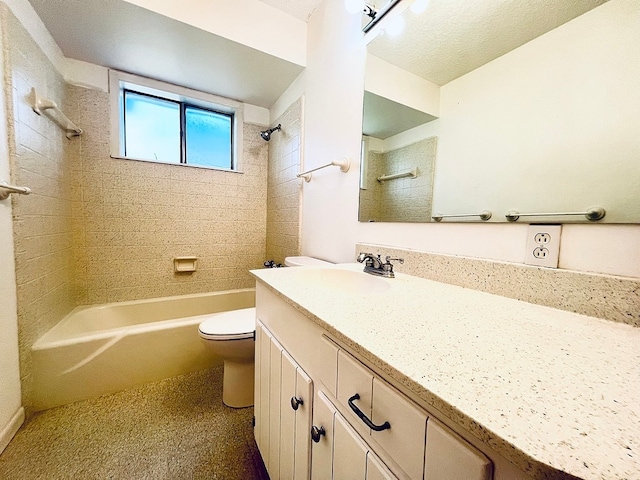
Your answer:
(385, 256), (404, 265)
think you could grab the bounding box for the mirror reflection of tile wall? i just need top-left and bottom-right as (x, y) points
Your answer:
(359, 137), (436, 223)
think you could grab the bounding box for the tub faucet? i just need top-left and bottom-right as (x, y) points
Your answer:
(356, 253), (404, 278)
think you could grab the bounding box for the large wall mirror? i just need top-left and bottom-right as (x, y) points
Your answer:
(359, 0), (640, 223)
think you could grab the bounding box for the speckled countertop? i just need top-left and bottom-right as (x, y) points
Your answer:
(251, 264), (640, 480)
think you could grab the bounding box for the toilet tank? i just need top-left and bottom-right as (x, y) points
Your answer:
(284, 256), (332, 267)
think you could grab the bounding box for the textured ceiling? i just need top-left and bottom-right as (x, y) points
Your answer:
(369, 0), (609, 86)
(257, 0), (324, 21)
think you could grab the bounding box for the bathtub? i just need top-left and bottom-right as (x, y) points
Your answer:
(32, 288), (255, 411)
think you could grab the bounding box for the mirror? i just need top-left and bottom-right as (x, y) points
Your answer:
(359, 0), (640, 223)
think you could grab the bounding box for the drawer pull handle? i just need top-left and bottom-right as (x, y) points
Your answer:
(311, 425), (326, 443)
(348, 393), (391, 432)
(291, 396), (304, 411)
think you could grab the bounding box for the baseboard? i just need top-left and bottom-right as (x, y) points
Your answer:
(0, 407), (25, 454)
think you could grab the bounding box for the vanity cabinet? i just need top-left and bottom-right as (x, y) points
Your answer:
(255, 283), (493, 480)
(312, 390), (397, 480)
(255, 321), (312, 479)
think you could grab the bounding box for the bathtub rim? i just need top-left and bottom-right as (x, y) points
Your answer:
(33, 288), (256, 350)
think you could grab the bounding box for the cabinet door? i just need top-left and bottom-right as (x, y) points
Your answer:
(294, 367), (313, 480)
(424, 420), (492, 480)
(268, 334), (283, 478)
(334, 411), (368, 480)
(280, 350), (313, 480)
(280, 350), (298, 478)
(366, 452), (397, 480)
(255, 323), (271, 465)
(372, 378), (427, 480)
(311, 391), (335, 480)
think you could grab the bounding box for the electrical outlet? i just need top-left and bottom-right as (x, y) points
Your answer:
(524, 225), (561, 268)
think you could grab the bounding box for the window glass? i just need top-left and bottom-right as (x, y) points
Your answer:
(123, 91), (180, 163)
(185, 106), (233, 169)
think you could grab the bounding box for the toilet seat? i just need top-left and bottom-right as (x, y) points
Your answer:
(198, 308), (256, 341)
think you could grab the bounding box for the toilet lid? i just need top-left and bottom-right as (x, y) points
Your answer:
(198, 308), (256, 340)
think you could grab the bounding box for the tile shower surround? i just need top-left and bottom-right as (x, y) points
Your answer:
(357, 243), (639, 327)
(4, 6), (76, 414)
(69, 85), (268, 305)
(5, 6), (269, 410)
(265, 98), (302, 265)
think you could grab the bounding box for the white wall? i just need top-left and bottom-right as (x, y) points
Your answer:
(301, 0), (640, 279)
(299, 0), (366, 263)
(0, 0), (24, 451)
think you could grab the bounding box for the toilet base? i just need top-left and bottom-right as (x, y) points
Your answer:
(222, 360), (255, 408)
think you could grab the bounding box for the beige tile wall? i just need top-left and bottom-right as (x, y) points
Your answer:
(379, 137), (436, 223)
(3, 7), (76, 411)
(69, 86), (268, 304)
(358, 150), (383, 222)
(265, 98), (302, 265)
(359, 137), (437, 223)
(4, 6), (270, 410)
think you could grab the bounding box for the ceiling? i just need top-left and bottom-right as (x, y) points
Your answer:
(27, 0), (323, 109)
(368, 0), (609, 86)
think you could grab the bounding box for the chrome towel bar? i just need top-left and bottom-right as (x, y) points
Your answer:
(432, 210), (492, 222)
(505, 206), (605, 222)
(0, 179), (32, 200)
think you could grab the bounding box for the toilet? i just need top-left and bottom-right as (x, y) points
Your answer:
(198, 307), (256, 408)
(198, 256), (332, 408)
(284, 256), (332, 267)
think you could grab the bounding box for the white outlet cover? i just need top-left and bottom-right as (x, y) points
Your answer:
(524, 225), (562, 268)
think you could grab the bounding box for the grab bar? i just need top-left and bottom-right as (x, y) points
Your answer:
(297, 157), (350, 182)
(0, 179), (31, 200)
(432, 210), (492, 222)
(505, 206), (605, 222)
(30, 88), (83, 139)
(377, 168), (417, 183)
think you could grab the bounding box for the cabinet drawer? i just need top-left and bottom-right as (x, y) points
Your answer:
(337, 349), (427, 480)
(337, 350), (373, 437)
(372, 378), (427, 480)
(425, 419), (492, 480)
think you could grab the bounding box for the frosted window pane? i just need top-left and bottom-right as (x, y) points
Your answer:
(185, 107), (232, 169)
(124, 92), (180, 163)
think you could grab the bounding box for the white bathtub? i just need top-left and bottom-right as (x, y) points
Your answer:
(32, 288), (255, 411)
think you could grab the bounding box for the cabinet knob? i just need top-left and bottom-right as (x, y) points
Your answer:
(290, 396), (304, 411)
(311, 425), (326, 443)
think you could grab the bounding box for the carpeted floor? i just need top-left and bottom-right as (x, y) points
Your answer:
(0, 367), (269, 479)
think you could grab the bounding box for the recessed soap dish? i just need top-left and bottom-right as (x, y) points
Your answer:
(174, 256), (197, 273)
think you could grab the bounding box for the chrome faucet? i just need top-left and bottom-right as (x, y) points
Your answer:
(356, 253), (404, 278)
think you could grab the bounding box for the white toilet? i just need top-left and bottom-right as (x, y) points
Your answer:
(198, 307), (256, 408)
(198, 256), (332, 408)
(284, 256), (332, 267)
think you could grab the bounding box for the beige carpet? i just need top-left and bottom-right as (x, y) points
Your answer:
(0, 367), (269, 479)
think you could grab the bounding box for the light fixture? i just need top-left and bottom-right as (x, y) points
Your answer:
(383, 12), (405, 36)
(345, 0), (377, 19)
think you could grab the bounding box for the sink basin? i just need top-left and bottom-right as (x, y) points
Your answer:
(290, 268), (391, 294)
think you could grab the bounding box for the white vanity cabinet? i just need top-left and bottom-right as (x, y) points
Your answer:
(255, 282), (494, 480)
(311, 390), (397, 480)
(255, 321), (313, 479)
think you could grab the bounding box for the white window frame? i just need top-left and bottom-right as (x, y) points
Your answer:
(109, 69), (244, 172)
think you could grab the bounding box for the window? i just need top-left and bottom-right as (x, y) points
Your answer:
(110, 70), (243, 171)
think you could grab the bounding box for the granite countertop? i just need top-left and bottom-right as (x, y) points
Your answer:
(251, 263), (640, 480)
